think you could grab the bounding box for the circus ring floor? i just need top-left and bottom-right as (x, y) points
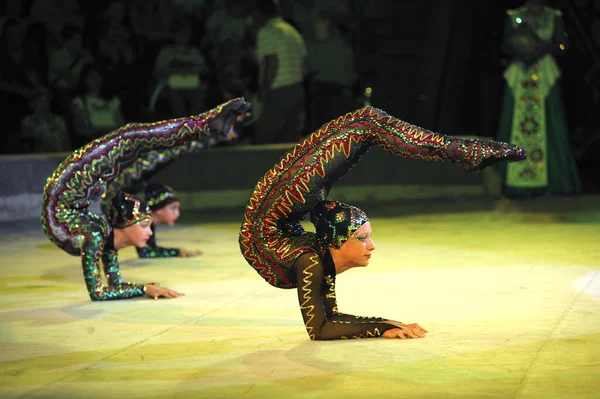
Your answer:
(0, 196), (598, 399)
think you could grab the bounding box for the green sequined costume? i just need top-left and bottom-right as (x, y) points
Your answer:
(41, 99), (250, 300)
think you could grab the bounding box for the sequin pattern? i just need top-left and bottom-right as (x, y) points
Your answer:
(147, 191), (178, 210)
(239, 106), (525, 289)
(82, 231), (145, 300)
(136, 225), (181, 258)
(300, 253), (319, 340)
(311, 200), (369, 249)
(294, 252), (392, 340)
(41, 98), (249, 300)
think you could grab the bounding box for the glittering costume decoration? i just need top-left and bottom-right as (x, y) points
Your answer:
(108, 192), (152, 228)
(137, 225), (180, 258)
(145, 183), (179, 211)
(41, 98), (250, 300)
(310, 200), (368, 248)
(137, 183), (181, 258)
(240, 106), (525, 288)
(295, 252), (389, 340)
(239, 105), (525, 340)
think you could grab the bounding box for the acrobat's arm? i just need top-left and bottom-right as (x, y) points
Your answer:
(82, 233), (145, 301)
(294, 253), (395, 340)
(136, 233), (181, 258)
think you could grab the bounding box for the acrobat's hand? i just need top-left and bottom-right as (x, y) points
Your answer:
(145, 284), (185, 300)
(208, 97), (252, 141)
(179, 248), (203, 257)
(382, 320), (427, 338)
(382, 328), (416, 339)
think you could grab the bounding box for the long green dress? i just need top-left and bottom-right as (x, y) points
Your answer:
(498, 5), (581, 197)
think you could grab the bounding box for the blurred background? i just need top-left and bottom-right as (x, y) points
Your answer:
(0, 0), (598, 192)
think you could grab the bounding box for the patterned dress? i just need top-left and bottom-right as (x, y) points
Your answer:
(498, 5), (580, 196)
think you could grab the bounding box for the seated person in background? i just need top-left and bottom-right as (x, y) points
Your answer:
(20, 88), (71, 153)
(70, 64), (125, 147)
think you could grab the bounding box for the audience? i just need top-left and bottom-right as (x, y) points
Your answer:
(70, 64), (125, 147)
(20, 88), (70, 153)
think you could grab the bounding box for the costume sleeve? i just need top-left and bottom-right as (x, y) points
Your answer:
(294, 253), (395, 340)
(136, 233), (181, 258)
(321, 273), (398, 324)
(82, 232), (145, 301)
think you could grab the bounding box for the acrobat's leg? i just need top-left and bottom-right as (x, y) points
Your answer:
(240, 106), (526, 286)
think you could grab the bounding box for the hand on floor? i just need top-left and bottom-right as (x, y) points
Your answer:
(382, 320), (427, 339)
(145, 285), (184, 300)
(180, 249), (203, 257)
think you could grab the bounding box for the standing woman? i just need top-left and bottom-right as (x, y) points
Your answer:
(42, 98), (250, 301)
(498, 0), (580, 197)
(239, 105), (526, 340)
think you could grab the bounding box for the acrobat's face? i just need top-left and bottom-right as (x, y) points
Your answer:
(122, 218), (153, 248)
(153, 201), (181, 227)
(338, 222), (376, 268)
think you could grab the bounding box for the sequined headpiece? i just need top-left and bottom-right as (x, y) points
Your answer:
(108, 192), (152, 229)
(145, 183), (179, 211)
(309, 200), (369, 248)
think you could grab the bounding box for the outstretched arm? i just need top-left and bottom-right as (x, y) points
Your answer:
(136, 233), (181, 258)
(320, 260), (428, 339)
(321, 274), (393, 324)
(294, 253), (396, 340)
(82, 233), (146, 301)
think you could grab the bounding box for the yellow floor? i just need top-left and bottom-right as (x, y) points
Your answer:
(1, 196), (599, 398)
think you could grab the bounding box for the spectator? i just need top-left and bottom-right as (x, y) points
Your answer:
(21, 88), (70, 153)
(70, 65), (125, 147)
(202, 0), (253, 61)
(280, 0), (357, 130)
(0, 0), (30, 33)
(210, 38), (252, 105)
(90, 0), (142, 120)
(129, 0), (177, 46)
(306, 15), (359, 129)
(252, 0), (307, 143)
(152, 17), (210, 117)
(0, 19), (46, 152)
(92, 1), (136, 69)
(29, 0), (84, 44)
(47, 24), (94, 117)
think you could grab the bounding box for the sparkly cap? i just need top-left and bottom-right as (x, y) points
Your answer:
(145, 183), (179, 211)
(309, 200), (369, 248)
(108, 192), (151, 229)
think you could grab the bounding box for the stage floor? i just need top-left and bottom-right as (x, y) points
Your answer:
(1, 196), (599, 399)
